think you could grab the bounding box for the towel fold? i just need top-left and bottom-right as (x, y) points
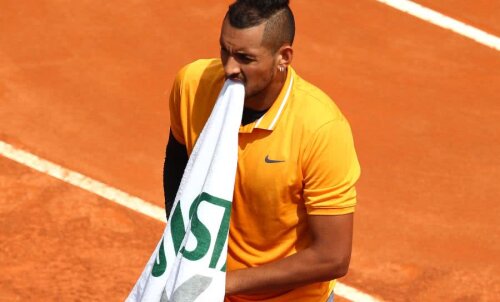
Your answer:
(127, 80), (245, 302)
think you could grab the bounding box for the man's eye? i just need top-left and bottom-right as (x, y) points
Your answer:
(236, 54), (253, 63)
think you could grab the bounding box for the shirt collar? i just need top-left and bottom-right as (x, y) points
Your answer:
(239, 67), (295, 133)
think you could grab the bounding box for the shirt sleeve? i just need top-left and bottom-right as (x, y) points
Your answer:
(302, 118), (361, 215)
(168, 67), (187, 145)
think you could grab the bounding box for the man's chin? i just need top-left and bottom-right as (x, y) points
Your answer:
(243, 92), (259, 104)
(244, 89), (255, 100)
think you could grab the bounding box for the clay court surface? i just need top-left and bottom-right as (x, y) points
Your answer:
(1, 0), (499, 301)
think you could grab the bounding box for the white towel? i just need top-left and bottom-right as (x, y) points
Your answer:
(127, 80), (245, 302)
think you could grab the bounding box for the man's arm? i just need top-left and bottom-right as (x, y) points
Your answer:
(225, 213), (353, 295)
(163, 130), (188, 217)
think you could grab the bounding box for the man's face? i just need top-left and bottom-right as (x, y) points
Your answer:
(219, 18), (278, 104)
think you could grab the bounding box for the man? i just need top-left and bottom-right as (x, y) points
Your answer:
(163, 0), (360, 301)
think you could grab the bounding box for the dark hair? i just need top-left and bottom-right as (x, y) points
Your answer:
(227, 0), (295, 52)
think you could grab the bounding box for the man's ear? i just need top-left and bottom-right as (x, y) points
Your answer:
(278, 45), (293, 68)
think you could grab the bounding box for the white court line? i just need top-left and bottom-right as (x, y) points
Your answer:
(0, 140), (382, 302)
(336, 283), (382, 302)
(0, 140), (166, 223)
(375, 0), (500, 51)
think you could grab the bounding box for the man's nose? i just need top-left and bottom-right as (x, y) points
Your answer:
(224, 56), (241, 78)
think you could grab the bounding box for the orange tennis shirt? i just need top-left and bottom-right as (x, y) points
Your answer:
(169, 59), (360, 302)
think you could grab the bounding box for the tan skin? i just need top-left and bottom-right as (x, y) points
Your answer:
(220, 18), (354, 296)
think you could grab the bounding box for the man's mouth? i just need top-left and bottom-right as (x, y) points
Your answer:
(227, 75), (245, 84)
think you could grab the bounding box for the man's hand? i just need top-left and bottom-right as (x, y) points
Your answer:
(225, 213), (353, 296)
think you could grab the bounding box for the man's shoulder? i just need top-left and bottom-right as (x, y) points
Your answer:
(291, 74), (347, 125)
(176, 58), (224, 85)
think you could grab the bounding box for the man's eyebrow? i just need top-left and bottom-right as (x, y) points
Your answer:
(235, 50), (252, 55)
(234, 50), (256, 58)
(220, 44), (256, 58)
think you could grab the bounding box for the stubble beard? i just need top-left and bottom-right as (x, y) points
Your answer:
(243, 69), (278, 109)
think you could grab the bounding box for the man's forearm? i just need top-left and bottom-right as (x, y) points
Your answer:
(225, 213), (353, 296)
(225, 246), (350, 295)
